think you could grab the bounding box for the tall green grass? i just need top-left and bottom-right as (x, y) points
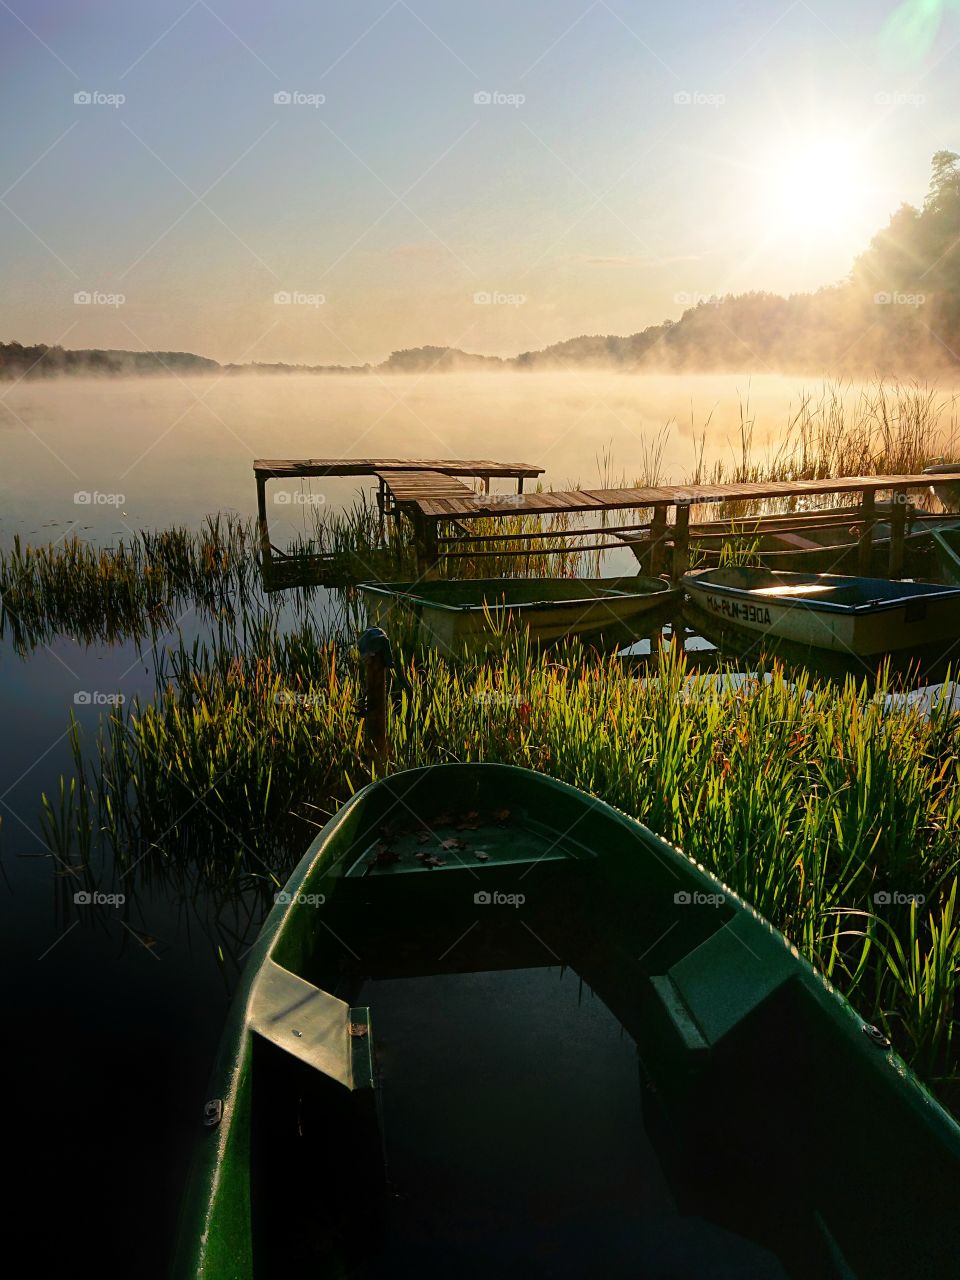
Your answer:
(41, 623), (960, 1100)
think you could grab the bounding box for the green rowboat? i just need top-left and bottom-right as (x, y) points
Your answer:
(359, 575), (680, 652)
(175, 764), (960, 1279)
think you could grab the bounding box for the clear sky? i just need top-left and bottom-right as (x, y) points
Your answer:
(2, 0), (958, 364)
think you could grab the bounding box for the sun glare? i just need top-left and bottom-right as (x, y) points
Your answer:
(757, 132), (870, 244)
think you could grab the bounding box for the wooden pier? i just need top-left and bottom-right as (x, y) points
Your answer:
(252, 456), (946, 587)
(253, 456), (543, 588)
(411, 473), (944, 579)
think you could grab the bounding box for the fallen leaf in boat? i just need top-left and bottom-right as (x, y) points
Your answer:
(476, 852), (490, 861)
(441, 838), (466, 850)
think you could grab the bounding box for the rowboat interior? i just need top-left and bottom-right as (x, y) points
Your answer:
(190, 766), (960, 1279)
(693, 566), (960, 608)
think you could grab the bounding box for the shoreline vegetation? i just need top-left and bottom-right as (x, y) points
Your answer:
(36, 627), (960, 1112)
(2, 372), (958, 1111)
(2, 378), (958, 652)
(4, 152), (960, 382)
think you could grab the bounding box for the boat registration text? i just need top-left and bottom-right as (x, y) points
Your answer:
(703, 593), (773, 626)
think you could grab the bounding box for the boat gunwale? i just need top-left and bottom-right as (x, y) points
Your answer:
(358, 576), (678, 615)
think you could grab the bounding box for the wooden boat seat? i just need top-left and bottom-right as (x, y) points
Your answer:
(664, 915), (798, 1047)
(775, 532), (823, 551)
(247, 959), (372, 1089)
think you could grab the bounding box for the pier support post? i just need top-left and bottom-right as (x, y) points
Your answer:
(413, 512), (440, 579)
(858, 490), (876, 576)
(359, 628), (391, 770)
(671, 504), (690, 583)
(256, 475), (269, 551)
(648, 505), (668, 577)
(889, 489), (907, 579)
(256, 474), (275, 588)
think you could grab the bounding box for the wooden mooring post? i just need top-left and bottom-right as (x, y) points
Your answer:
(359, 628), (391, 768)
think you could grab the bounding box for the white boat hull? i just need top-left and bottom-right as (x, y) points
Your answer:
(683, 568), (960, 657)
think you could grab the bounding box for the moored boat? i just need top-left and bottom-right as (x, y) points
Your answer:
(931, 527), (960, 586)
(682, 566), (960, 656)
(924, 462), (960, 511)
(617, 508), (959, 576)
(174, 764), (960, 1279)
(359, 575), (680, 652)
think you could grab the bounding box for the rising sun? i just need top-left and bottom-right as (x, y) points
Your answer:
(757, 131), (871, 244)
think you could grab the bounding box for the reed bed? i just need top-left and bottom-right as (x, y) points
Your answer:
(0, 500), (596, 653)
(439, 511), (593, 578)
(41, 623), (960, 1103)
(0, 515), (258, 651)
(672, 379), (960, 522)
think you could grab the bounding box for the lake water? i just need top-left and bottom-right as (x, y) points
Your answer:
(1, 370), (917, 545)
(2, 371), (957, 1275)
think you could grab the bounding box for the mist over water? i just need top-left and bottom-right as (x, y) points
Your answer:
(3, 371), (959, 546)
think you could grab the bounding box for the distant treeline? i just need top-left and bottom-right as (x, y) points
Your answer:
(4, 151), (959, 379)
(0, 344), (220, 379)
